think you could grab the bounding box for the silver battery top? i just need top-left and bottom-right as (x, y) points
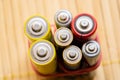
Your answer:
(54, 10), (72, 27)
(75, 15), (94, 34)
(63, 45), (82, 69)
(82, 40), (100, 66)
(54, 27), (73, 47)
(26, 17), (48, 38)
(30, 41), (54, 64)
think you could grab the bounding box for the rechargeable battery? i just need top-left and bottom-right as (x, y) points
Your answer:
(28, 39), (57, 74)
(54, 27), (73, 48)
(71, 13), (97, 41)
(62, 45), (82, 70)
(82, 40), (100, 66)
(54, 10), (72, 28)
(24, 16), (51, 41)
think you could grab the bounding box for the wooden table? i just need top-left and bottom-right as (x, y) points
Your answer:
(0, 0), (120, 80)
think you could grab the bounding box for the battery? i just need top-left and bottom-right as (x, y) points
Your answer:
(54, 27), (73, 48)
(54, 10), (72, 28)
(28, 39), (57, 74)
(62, 45), (82, 70)
(24, 16), (51, 41)
(82, 40), (100, 66)
(71, 13), (97, 41)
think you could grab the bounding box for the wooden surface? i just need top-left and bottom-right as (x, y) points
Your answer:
(0, 0), (120, 80)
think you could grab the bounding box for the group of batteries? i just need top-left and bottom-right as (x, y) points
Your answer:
(24, 10), (101, 77)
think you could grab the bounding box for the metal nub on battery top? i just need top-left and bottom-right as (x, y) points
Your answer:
(29, 39), (56, 74)
(25, 16), (51, 41)
(63, 45), (82, 70)
(54, 10), (72, 28)
(82, 40), (100, 66)
(54, 27), (73, 47)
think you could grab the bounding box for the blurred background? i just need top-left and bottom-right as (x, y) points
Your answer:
(0, 0), (120, 80)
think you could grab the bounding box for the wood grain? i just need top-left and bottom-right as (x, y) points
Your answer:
(0, 0), (120, 80)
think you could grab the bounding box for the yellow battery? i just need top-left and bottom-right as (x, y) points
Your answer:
(28, 39), (57, 74)
(24, 15), (51, 42)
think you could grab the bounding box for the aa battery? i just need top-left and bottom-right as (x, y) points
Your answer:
(82, 40), (100, 66)
(62, 45), (82, 70)
(54, 27), (73, 48)
(28, 39), (57, 74)
(24, 16), (51, 41)
(54, 10), (72, 28)
(71, 13), (97, 41)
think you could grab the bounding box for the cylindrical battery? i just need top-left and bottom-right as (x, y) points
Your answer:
(82, 40), (100, 66)
(54, 10), (72, 28)
(62, 45), (82, 70)
(54, 27), (73, 48)
(24, 16), (51, 41)
(28, 39), (57, 74)
(71, 13), (97, 41)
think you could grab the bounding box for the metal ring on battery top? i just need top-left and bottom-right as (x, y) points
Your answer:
(63, 45), (82, 68)
(25, 16), (51, 41)
(30, 40), (54, 64)
(82, 40), (100, 58)
(71, 13), (97, 37)
(75, 16), (93, 34)
(54, 27), (73, 47)
(54, 10), (72, 27)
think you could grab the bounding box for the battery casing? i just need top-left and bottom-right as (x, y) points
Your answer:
(28, 39), (57, 74)
(62, 45), (82, 70)
(54, 27), (73, 48)
(71, 13), (97, 41)
(82, 40), (100, 66)
(54, 10), (72, 28)
(24, 15), (51, 42)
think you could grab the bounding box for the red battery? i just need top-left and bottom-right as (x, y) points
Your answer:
(71, 13), (97, 41)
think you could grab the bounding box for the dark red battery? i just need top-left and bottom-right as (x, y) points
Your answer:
(71, 13), (97, 42)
